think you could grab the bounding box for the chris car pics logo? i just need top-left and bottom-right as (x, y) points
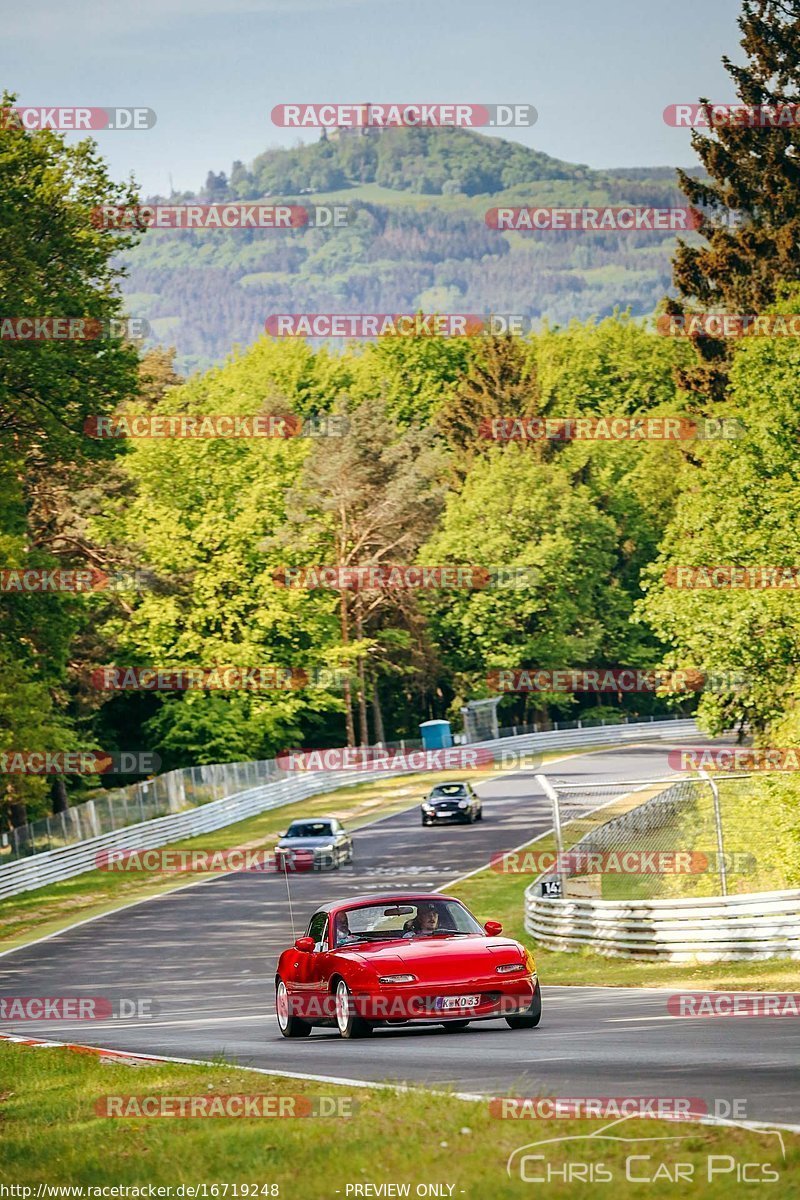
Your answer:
(506, 1115), (785, 1185)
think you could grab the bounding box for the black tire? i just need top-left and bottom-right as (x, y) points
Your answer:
(506, 984), (542, 1029)
(276, 978), (312, 1038)
(421, 816), (431, 826)
(475, 807), (483, 821)
(334, 979), (373, 1039)
(442, 1020), (470, 1033)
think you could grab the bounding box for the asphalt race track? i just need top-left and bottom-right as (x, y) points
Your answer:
(1, 741), (797, 1126)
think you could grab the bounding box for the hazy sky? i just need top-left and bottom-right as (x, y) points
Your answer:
(4, 0), (744, 195)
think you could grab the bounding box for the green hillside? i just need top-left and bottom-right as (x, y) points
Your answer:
(122, 127), (696, 373)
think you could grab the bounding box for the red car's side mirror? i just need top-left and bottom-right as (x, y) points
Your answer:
(484, 920), (503, 937)
(294, 936), (315, 953)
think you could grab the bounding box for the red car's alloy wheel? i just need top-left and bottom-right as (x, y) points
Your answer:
(276, 978), (311, 1038)
(335, 979), (372, 1039)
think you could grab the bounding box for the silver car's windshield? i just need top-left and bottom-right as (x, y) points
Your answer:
(285, 821), (333, 838)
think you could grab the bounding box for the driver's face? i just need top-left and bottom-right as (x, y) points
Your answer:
(419, 910), (438, 931)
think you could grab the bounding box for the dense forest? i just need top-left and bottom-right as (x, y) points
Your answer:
(4, 0), (800, 832)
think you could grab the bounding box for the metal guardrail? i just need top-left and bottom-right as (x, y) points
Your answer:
(1, 712), (667, 862)
(524, 770), (800, 962)
(0, 714), (691, 864)
(525, 888), (800, 962)
(0, 717), (697, 899)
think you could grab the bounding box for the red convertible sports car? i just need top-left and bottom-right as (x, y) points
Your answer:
(275, 892), (541, 1038)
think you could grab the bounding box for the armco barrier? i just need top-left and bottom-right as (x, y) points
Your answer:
(525, 770), (800, 962)
(524, 887), (800, 962)
(0, 718), (697, 899)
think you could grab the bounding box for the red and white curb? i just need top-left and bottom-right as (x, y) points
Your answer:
(0, 1031), (169, 1067)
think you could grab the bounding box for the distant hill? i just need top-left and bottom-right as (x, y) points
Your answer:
(223, 125), (594, 198)
(120, 127), (696, 374)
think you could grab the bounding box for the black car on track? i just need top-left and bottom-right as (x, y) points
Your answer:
(420, 781), (483, 826)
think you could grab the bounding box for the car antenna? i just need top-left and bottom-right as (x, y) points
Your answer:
(281, 851), (297, 941)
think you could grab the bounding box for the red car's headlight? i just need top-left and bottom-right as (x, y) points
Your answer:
(378, 974), (416, 984)
(496, 963), (526, 974)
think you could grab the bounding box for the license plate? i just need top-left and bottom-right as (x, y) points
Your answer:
(437, 995), (480, 1010)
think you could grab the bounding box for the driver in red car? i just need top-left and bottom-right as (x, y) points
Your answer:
(403, 902), (439, 937)
(333, 910), (358, 946)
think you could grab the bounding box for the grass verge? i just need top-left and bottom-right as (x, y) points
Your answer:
(0, 1042), (796, 1194)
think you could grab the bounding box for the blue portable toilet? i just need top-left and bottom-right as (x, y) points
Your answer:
(419, 719), (453, 750)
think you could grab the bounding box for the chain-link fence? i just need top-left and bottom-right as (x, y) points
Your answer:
(0, 738), (421, 864)
(465, 704), (647, 742)
(532, 771), (789, 900)
(0, 759), (272, 863)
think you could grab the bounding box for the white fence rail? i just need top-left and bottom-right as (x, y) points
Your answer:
(525, 887), (800, 962)
(0, 717), (697, 900)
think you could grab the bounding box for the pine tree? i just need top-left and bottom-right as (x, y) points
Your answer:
(669, 0), (800, 401)
(435, 335), (541, 470)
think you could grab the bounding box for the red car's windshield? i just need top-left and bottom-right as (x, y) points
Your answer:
(331, 899), (483, 947)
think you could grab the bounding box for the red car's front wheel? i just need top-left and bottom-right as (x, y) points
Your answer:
(506, 984), (542, 1029)
(334, 979), (373, 1039)
(276, 978), (311, 1038)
